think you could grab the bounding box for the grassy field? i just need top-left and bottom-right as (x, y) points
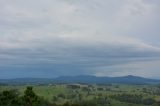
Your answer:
(0, 84), (160, 106)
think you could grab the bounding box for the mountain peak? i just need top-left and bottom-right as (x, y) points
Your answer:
(126, 75), (136, 77)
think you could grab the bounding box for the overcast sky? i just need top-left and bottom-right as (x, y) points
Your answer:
(0, 0), (160, 79)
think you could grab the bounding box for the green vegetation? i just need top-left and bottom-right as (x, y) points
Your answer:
(0, 84), (160, 106)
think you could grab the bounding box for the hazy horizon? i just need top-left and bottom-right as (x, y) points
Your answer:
(1, 75), (160, 80)
(0, 0), (160, 79)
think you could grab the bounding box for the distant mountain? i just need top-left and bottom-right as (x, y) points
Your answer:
(54, 75), (160, 84)
(0, 75), (160, 85)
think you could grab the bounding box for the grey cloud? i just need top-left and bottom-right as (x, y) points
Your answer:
(0, 0), (160, 78)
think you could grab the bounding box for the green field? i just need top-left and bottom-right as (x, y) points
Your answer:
(1, 84), (160, 106)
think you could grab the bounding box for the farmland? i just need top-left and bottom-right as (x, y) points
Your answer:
(0, 84), (160, 106)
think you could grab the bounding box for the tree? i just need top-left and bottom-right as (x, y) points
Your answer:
(0, 90), (20, 106)
(23, 86), (40, 106)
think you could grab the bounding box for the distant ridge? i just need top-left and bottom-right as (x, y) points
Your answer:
(0, 75), (160, 85)
(54, 75), (160, 84)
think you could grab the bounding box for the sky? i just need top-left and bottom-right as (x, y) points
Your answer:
(0, 0), (160, 79)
